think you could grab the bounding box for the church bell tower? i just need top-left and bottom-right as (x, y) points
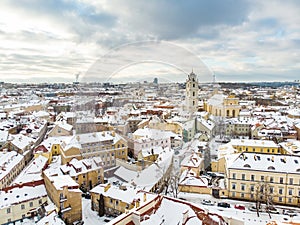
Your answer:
(186, 70), (199, 113)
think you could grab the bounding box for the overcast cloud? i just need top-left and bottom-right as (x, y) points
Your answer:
(0, 0), (299, 83)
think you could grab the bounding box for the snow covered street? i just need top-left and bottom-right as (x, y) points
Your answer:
(178, 192), (300, 225)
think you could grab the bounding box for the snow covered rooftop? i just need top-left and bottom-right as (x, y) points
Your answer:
(114, 166), (138, 183)
(280, 140), (300, 154)
(36, 210), (65, 225)
(0, 184), (47, 209)
(228, 152), (300, 174)
(44, 157), (103, 177)
(179, 170), (209, 187)
(0, 130), (9, 142)
(10, 133), (35, 150)
(133, 128), (175, 140)
(0, 151), (24, 181)
(230, 138), (279, 148)
(132, 149), (173, 191)
(13, 155), (48, 185)
(47, 175), (80, 191)
(181, 152), (203, 168)
(91, 184), (156, 204)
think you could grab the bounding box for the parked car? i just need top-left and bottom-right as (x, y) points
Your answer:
(201, 199), (214, 206)
(283, 209), (297, 217)
(248, 205), (262, 212)
(234, 204), (245, 210)
(266, 206), (279, 214)
(217, 202), (230, 208)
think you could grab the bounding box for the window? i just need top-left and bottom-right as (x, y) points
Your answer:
(29, 202), (33, 207)
(232, 183), (236, 190)
(261, 176), (264, 181)
(279, 188), (283, 195)
(288, 198), (292, 203)
(242, 174), (245, 180)
(232, 173), (236, 179)
(21, 204), (25, 210)
(289, 178), (293, 185)
(250, 185), (254, 192)
(241, 184), (245, 191)
(7, 208), (11, 213)
(289, 189), (293, 195)
(241, 193), (244, 198)
(279, 197), (283, 202)
(39, 199), (42, 204)
(22, 214), (25, 218)
(280, 177), (284, 184)
(270, 177), (274, 183)
(251, 175), (255, 181)
(110, 199), (113, 204)
(270, 187), (274, 194)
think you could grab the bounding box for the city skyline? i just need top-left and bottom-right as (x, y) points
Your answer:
(0, 0), (300, 83)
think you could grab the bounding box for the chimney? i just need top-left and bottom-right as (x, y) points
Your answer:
(104, 183), (111, 192)
(143, 193), (147, 202)
(135, 198), (140, 208)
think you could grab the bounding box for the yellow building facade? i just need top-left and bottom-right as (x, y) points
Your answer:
(0, 185), (48, 225)
(204, 94), (241, 118)
(43, 173), (82, 225)
(227, 153), (300, 207)
(90, 183), (152, 216)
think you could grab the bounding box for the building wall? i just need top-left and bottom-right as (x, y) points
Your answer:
(91, 193), (136, 216)
(48, 125), (72, 137)
(178, 185), (211, 194)
(73, 168), (104, 191)
(227, 168), (300, 206)
(43, 174), (82, 224)
(204, 95), (241, 118)
(133, 138), (170, 157)
(148, 122), (183, 136)
(60, 147), (82, 165)
(0, 196), (48, 225)
(211, 157), (226, 173)
(231, 142), (282, 154)
(0, 154), (26, 189)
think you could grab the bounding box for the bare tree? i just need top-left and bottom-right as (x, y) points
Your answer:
(252, 178), (275, 219)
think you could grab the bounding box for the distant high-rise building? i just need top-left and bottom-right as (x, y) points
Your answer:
(153, 77), (158, 84)
(185, 71), (198, 113)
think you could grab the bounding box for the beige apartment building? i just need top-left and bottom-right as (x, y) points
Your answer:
(43, 173), (82, 224)
(226, 152), (300, 206)
(0, 184), (48, 225)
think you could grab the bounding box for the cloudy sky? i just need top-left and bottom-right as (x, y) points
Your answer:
(0, 0), (299, 83)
